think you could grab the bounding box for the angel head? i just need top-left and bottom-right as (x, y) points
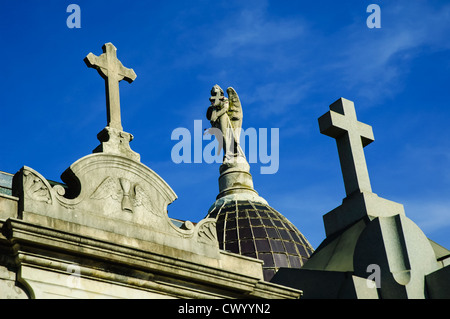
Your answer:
(209, 84), (226, 108)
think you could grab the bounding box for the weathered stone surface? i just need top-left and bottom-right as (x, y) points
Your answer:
(352, 214), (439, 298)
(0, 193), (18, 220)
(93, 126), (140, 162)
(3, 150), (302, 298)
(85, 43), (140, 161)
(1, 218), (300, 299)
(84, 42), (136, 132)
(12, 153), (221, 261)
(217, 164), (257, 199)
(323, 191), (405, 237)
(0, 266), (29, 299)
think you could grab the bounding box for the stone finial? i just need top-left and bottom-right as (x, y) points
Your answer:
(84, 42), (137, 131)
(84, 43), (140, 162)
(207, 85), (245, 167)
(206, 85), (267, 205)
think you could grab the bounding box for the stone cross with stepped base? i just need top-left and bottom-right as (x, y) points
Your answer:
(319, 97), (374, 197)
(318, 98), (404, 237)
(84, 43), (140, 162)
(272, 97), (447, 299)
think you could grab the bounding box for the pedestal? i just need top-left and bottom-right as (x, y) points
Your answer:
(93, 126), (140, 162)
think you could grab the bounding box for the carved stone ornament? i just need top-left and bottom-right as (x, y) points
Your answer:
(22, 170), (52, 204)
(12, 153), (220, 258)
(90, 177), (157, 214)
(196, 219), (218, 246)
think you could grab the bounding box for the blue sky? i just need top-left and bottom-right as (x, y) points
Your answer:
(1, 0), (449, 250)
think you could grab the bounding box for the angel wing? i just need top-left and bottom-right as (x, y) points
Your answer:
(90, 177), (122, 200)
(226, 87), (243, 129)
(133, 185), (158, 216)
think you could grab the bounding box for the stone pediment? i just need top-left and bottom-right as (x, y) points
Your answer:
(13, 153), (219, 260)
(9, 43), (220, 262)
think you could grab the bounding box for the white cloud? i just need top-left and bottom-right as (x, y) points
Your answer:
(398, 144), (450, 185)
(209, 2), (306, 60)
(165, 2), (450, 133)
(242, 81), (311, 118)
(202, 2), (450, 112)
(330, 2), (450, 102)
(403, 199), (450, 235)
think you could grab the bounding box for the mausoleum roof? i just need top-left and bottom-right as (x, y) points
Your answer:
(207, 198), (314, 281)
(0, 171), (13, 196)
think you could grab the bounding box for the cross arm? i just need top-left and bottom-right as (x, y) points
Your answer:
(318, 111), (374, 147)
(84, 52), (100, 69)
(318, 111), (347, 138)
(357, 122), (374, 147)
(83, 52), (110, 80)
(118, 64), (137, 83)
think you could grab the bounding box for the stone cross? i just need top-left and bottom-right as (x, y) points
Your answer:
(84, 43), (137, 131)
(318, 98), (374, 197)
(209, 86), (225, 107)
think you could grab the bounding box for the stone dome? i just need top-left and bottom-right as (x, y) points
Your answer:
(207, 198), (314, 281)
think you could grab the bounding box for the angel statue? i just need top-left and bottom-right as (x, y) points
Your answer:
(206, 85), (248, 168)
